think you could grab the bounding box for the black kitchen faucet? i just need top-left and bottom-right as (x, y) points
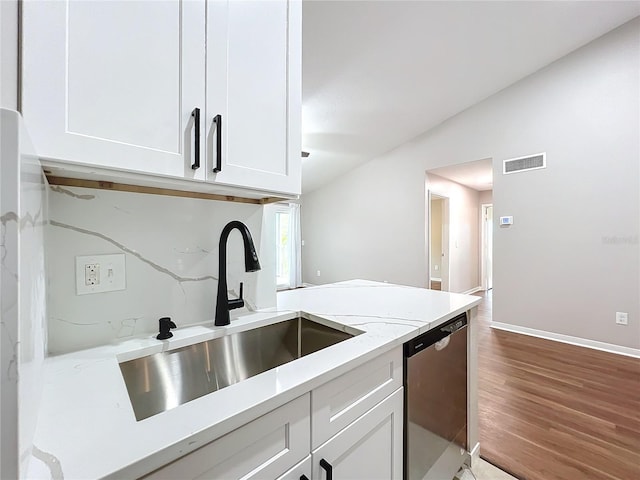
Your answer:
(214, 221), (261, 326)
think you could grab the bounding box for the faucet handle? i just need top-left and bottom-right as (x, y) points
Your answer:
(228, 282), (245, 311)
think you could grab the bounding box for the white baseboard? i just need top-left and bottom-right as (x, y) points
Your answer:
(491, 321), (640, 358)
(465, 442), (481, 469)
(461, 286), (483, 295)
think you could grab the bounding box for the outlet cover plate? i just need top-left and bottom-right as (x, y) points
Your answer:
(76, 254), (126, 295)
(615, 312), (628, 325)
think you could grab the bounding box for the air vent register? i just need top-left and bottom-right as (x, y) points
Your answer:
(503, 153), (546, 174)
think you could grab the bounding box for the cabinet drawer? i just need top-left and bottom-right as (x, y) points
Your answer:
(143, 394), (310, 480)
(311, 347), (403, 448)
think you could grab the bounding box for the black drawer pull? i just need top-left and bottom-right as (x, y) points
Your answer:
(191, 107), (200, 170)
(319, 458), (333, 480)
(213, 114), (222, 173)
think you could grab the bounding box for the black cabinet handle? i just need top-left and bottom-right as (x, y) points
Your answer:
(319, 459), (333, 480)
(191, 108), (200, 170)
(300, 476), (309, 480)
(213, 114), (222, 173)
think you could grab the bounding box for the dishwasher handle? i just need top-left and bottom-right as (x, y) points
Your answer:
(404, 311), (467, 357)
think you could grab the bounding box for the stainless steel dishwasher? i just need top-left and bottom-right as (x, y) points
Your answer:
(404, 312), (468, 480)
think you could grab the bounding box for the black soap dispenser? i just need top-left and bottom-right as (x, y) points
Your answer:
(156, 317), (176, 340)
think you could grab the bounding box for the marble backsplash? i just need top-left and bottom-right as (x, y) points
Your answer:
(47, 186), (276, 355)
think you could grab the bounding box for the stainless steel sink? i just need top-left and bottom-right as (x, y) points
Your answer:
(119, 316), (360, 421)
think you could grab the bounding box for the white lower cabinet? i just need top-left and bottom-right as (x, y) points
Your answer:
(143, 394), (310, 480)
(276, 455), (312, 480)
(311, 388), (403, 480)
(142, 347), (404, 480)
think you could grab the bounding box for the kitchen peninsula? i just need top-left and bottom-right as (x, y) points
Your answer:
(27, 280), (480, 479)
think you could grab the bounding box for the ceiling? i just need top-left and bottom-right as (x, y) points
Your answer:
(428, 158), (493, 191)
(301, 1), (640, 193)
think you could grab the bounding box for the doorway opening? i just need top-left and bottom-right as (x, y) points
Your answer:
(428, 192), (450, 291)
(481, 204), (493, 291)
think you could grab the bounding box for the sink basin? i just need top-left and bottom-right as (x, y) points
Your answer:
(119, 315), (361, 421)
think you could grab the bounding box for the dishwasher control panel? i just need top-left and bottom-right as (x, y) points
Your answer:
(404, 312), (467, 357)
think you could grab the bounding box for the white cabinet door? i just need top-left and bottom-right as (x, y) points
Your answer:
(143, 394), (310, 480)
(21, 0), (206, 180)
(276, 455), (312, 480)
(312, 388), (404, 480)
(206, 0), (301, 195)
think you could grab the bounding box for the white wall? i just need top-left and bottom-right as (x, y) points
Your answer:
(427, 173), (481, 293)
(430, 198), (442, 279)
(301, 155), (424, 286)
(47, 187), (275, 354)
(302, 18), (639, 349)
(479, 190), (493, 205)
(1, 0), (18, 109)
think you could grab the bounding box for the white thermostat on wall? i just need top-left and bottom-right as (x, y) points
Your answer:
(499, 216), (514, 225)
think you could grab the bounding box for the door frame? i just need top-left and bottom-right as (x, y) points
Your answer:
(427, 190), (450, 292)
(480, 203), (493, 291)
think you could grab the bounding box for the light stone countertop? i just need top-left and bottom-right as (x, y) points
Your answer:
(27, 280), (481, 479)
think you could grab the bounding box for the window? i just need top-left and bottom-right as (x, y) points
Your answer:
(275, 208), (291, 287)
(274, 203), (301, 290)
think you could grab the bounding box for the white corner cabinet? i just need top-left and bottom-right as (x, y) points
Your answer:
(21, 0), (301, 197)
(142, 348), (403, 480)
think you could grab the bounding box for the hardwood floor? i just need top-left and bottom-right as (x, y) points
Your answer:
(475, 291), (640, 480)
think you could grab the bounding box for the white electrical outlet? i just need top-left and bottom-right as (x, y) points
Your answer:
(76, 254), (126, 295)
(615, 312), (628, 325)
(85, 264), (99, 285)
(316, 270), (321, 277)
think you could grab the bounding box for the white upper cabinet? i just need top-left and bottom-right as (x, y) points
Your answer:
(21, 0), (301, 196)
(206, 0), (301, 195)
(21, 0), (206, 181)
